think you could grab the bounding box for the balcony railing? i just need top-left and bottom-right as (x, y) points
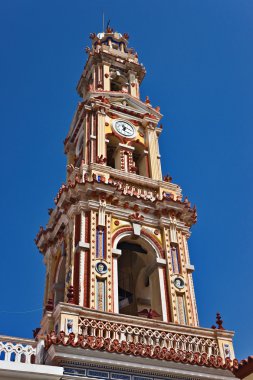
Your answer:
(53, 304), (229, 359)
(78, 315), (219, 358)
(45, 304), (237, 370)
(0, 335), (36, 364)
(67, 162), (181, 195)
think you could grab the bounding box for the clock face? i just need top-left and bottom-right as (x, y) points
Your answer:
(114, 120), (136, 138)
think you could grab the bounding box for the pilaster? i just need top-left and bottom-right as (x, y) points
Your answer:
(97, 110), (106, 158)
(103, 62), (110, 91)
(146, 126), (162, 180)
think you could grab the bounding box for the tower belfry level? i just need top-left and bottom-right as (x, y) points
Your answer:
(33, 28), (237, 379)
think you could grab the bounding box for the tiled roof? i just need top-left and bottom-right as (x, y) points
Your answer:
(234, 356), (253, 379)
(45, 331), (238, 372)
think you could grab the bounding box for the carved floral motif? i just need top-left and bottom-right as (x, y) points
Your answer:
(128, 212), (144, 221)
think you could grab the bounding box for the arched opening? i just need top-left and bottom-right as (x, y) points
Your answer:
(110, 69), (129, 93)
(54, 256), (66, 306)
(116, 236), (163, 319)
(106, 135), (120, 169)
(131, 142), (148, 177)
(20, 353), (26, 363)
(75, 133), (84, 168)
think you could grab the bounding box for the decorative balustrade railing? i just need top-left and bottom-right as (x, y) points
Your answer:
(78, 316), (219, 358)
(0, 335), (36, 364)
(67, 163), (180, 194)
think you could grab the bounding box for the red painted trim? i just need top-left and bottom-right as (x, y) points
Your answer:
(145, 154), (150, 177)
(112, 227), (133, 246)
(163, 267), (172, 322)
(83, 250), (89, 308)
(73, 251), (80, 305)
(85, 212), (90, 243)
(45, 332), (237, 371)
(86, 114), (90, 164)
(141, 228), (165, 258)
(104, 215), (107, 260)
(75, 214), (81, 246)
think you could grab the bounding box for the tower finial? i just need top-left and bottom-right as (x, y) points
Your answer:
(106, 20), (113, 33)
(216, 312), (225, 330)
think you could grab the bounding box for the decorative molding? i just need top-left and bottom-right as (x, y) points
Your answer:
(45, 331), (238, 372)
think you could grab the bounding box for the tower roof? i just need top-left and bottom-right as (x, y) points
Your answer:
(89, 27), (135, 55)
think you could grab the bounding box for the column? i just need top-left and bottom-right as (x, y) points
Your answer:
(112, 248), (122, 313)
(97, 110), (106, 159)
(103, 62), (110, 91)
(128, 71), (137, 97)
(78, 211), (90, 307)
(157, 258), (169, 322)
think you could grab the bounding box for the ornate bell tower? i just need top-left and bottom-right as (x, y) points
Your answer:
(35, 28), (237, 379)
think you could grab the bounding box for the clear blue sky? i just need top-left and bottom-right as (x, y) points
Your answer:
(0, 0), (252, 360)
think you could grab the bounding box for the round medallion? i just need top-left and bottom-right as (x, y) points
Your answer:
(174, 277), (185, 289)
(95, 262), (108, 275)
(113, 120), (136, 138)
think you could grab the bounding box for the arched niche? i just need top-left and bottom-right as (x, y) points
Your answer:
(113, 230), (168, 321)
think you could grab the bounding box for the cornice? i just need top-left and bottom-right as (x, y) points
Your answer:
(35, 173), (196, 253)
(46, 345), (236, 380)
(85, 91), (162, 118)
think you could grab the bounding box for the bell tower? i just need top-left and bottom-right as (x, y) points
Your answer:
(35, 27), (236, 378)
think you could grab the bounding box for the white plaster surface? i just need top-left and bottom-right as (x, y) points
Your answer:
(0, 361), (63, 379)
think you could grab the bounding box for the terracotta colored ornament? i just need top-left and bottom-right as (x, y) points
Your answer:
(45, 298), (54, 311)
(114, 220), (120, 226)
(106, 26), (114, 33)
(67, 286), (74, 304)
(216, 312), (225, 330)
(138, 309), (161, 319)
(129, 212), (144, 221)
(163, 174), (172, 182)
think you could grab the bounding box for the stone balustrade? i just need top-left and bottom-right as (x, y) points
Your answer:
(45, 304), (236, 369)
(67, 162), (180, 197)
(0, 335), (36, 364)
(78, 315), (219, 358)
